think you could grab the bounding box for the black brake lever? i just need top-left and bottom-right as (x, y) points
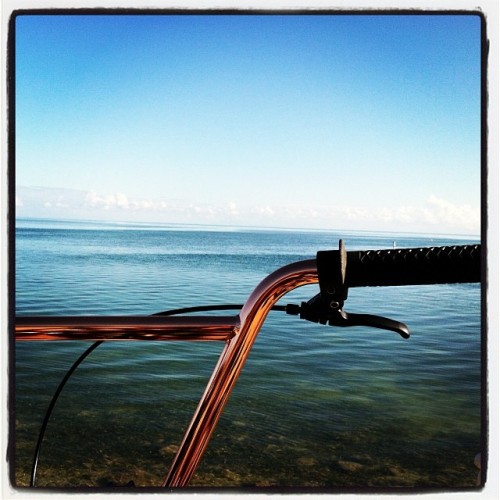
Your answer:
(286, 294), (410, 339)
(328, 308), (410, 339)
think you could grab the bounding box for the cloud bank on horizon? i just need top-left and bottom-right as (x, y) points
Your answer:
(16, 186), (480, 235)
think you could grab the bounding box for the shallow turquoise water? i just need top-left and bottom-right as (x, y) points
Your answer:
(14, 218), (482, 489)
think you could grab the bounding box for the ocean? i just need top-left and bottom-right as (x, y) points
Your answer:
(13, 217), (482, 489)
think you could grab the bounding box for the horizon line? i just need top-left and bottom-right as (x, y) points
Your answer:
(14, 215), (481, 240)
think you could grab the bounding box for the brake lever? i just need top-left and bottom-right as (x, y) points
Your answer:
(328, 308), (410, 339)
(286, 295), (410, 339)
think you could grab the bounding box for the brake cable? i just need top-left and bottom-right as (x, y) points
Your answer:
(154, 304), (287, 316)
(29, 340), (103, 487)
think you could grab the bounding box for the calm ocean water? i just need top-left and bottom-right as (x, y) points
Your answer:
(14, 218), (482, 489)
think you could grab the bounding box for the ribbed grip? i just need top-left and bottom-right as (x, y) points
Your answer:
(345, 244), (480, 288)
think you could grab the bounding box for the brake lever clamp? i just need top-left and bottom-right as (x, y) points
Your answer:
(286, 240), (410, 339)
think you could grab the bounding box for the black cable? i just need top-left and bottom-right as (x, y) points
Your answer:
(29, 302), (290, 486)
(154, 304), (287, 316)
(30, 340), (103, 486)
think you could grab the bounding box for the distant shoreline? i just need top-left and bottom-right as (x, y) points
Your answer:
(14, 216), (481, 241)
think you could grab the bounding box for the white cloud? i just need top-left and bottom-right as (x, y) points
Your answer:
(85, 191), (105, 207)
(85, 191), (129, 210)
(424, 195), (479, 230)
(43, 200), (69, 209)
(251, 205), (275, 216)
(85, 191), (149, 210)
(227, 201), (239, 215)
(115, 192), (129, 208)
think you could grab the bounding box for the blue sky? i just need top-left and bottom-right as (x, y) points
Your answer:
(15, 13), (482, 234)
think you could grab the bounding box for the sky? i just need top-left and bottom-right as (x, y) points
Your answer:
(14, 13), (482, 235)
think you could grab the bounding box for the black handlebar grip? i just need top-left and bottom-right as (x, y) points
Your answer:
(345, 244), (481, 288)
